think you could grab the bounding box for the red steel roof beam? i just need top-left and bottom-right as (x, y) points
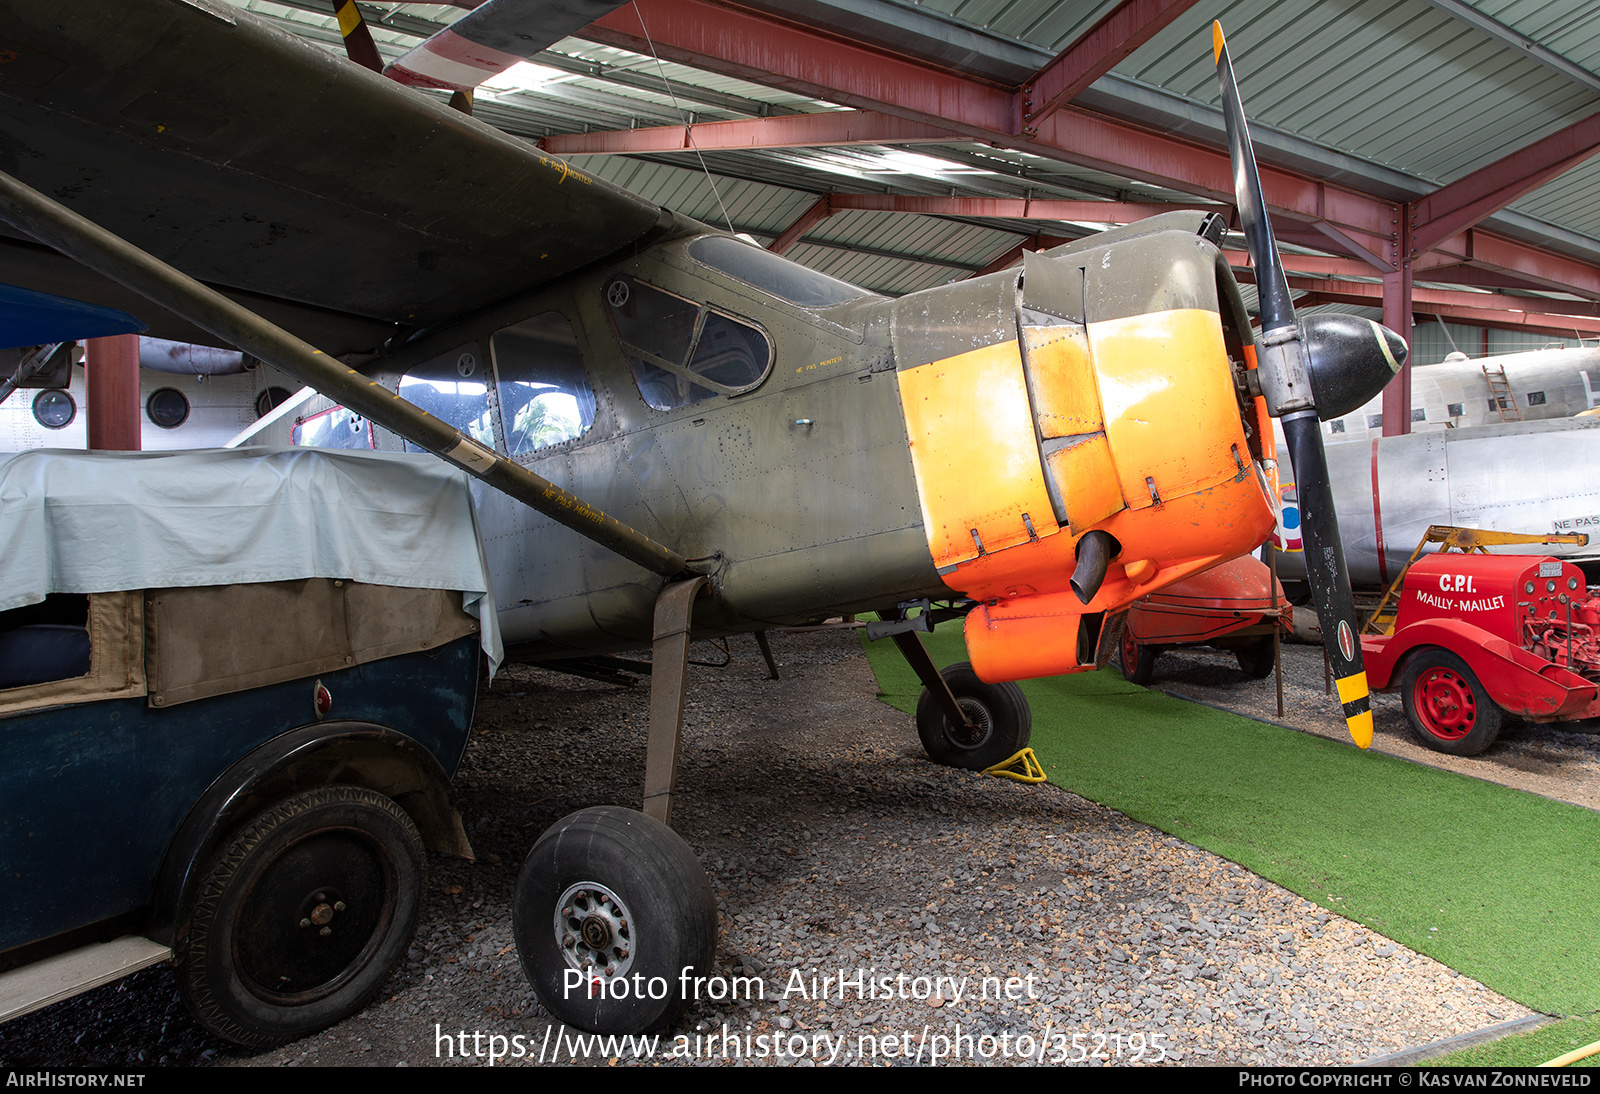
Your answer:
(1297, 296), (1600, 340)
(579, 1), (1600, 301)
(1280, 274), (1526, 312)
(1410, 111), (1600, 256)
(1019, 0), (1202, 133)
(1414, 305), (1600, 338)
(582, 0), (1395, 241)
(539, 111), (957, 155)
(769, 196), (835, 254)
(1471, 293), (1600, 318)
(825, 194), (1218, 220)
(1284, 277), (1600, 336)
(1421, 229), (1600, 300)
(587, 0), (1015, 133)
(1223, 251), (1383, 279)
(1408, 263), (1587, 295)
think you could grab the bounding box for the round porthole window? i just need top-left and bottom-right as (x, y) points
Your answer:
(32, 389), (76, 430)
(147, 387), (190, 429)
(254, 386), (292, 419)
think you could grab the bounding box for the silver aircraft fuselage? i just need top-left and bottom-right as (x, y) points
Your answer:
(1316, 347), (1600, 444)
(1274, 417), (1600, 587)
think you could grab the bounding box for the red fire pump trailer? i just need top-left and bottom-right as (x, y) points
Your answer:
(1110, 554), (1291, 685)
(1362, 553), (1600, 755)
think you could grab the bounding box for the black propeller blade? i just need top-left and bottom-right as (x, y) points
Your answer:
(1213, 23), (1384, 749)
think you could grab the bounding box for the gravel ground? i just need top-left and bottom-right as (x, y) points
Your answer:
(0, 629), (1553, 1068)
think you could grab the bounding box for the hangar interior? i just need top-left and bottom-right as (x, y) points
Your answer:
(237, 0), (1600, 382)
(9, 0), (1600, 1070)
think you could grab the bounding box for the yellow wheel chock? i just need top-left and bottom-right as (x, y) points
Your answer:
(983, 748), (1046, 783)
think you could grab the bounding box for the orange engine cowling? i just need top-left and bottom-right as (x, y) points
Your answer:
(893, 228), (1276, 682)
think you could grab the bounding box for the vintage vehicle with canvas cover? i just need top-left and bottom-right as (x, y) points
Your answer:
(0, 446), (500, 1046)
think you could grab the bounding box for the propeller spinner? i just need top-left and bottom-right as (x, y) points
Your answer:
(1213, 23), (1407, 749)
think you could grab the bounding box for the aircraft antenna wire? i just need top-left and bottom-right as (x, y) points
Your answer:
(629, 1), (737, 236)
(1435, 314), (1462, 356)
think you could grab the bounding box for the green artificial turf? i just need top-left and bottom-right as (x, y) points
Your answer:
(863, 626), (1600, 1019)
(1430, 1015), (1600, 1067)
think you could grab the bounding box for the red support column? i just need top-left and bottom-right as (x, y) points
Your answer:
(1380, 209), (1413, 437)
(84, 334), (141, 451)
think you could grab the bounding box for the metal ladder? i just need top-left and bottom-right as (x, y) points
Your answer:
(1483, 364), (1523, 421)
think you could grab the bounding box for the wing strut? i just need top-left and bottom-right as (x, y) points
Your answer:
(0, 168), (697, 582)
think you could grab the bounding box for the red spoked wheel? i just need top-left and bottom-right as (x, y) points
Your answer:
(1400, 649), (1502, 756)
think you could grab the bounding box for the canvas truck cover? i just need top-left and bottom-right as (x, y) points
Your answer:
(0, 447), (502, 674)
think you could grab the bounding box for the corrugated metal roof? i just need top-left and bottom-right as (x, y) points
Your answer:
(1119, 0), (1600, 184)
(231, 0), (1600, 328)
(922, 0), (1129, 53)
(1469, 0), (1600, 74)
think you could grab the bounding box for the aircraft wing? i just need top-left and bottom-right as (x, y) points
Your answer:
(0, 0), (685, 355)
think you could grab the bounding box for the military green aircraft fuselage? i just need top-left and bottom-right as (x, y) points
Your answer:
(359, 216), (1279, 681)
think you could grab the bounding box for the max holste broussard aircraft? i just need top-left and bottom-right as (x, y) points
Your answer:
(0, 1), (1405, 1040)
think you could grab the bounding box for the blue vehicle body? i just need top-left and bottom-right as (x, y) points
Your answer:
(0, 637), (479, 955)
(0, 448), (498, 1045)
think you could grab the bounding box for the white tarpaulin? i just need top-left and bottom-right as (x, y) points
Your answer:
(0, 446), (501, 671)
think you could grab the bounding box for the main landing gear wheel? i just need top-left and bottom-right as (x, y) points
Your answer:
(177, 785), (424, 1047)
(1401, 648), (1503, 756)
(1119, 625), (1157, 685)
(513, 806), (717, 1034)
(915, 661), (1032, 771)
(1234, 636), (1276, 679)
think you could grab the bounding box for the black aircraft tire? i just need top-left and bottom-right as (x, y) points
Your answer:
(513, 806), (717, 1034)
(177, 785), (424, 1048)
(915, 661), (1032, 771)
(1401, 648), (1503, 756)
(1235, 636), (1277, 679)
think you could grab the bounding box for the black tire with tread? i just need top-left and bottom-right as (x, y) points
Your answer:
(1118, 624), (1158, 685)
(1234, 636), (1277, 679)
(1400, 648), (1504, 756)
(914, 661), (1032, 770)
(177, 785), (424, 1047)
(513, 806), (717, 1034)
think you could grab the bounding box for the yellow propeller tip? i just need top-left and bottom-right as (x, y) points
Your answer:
(1212, 22), (1226, 64)
(1347, 709), (1374, 750)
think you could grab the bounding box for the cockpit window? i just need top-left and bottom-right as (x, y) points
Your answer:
(688, 235), (875, 308)
(604, 275), (773, 412)
(607, 277), (698, 364)
(490, 313), (596, 455)
(398, 343), (494, 453)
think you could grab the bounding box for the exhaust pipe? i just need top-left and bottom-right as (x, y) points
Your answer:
(1070, 530), (1118, 605)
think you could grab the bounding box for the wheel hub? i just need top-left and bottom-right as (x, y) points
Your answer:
(236, 832), (393, 1004)
(948, 698), (993, 750)
(1415, 667), (1476, 740)
(555, 882), (635, 982)
(304, 893), (342, 928)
